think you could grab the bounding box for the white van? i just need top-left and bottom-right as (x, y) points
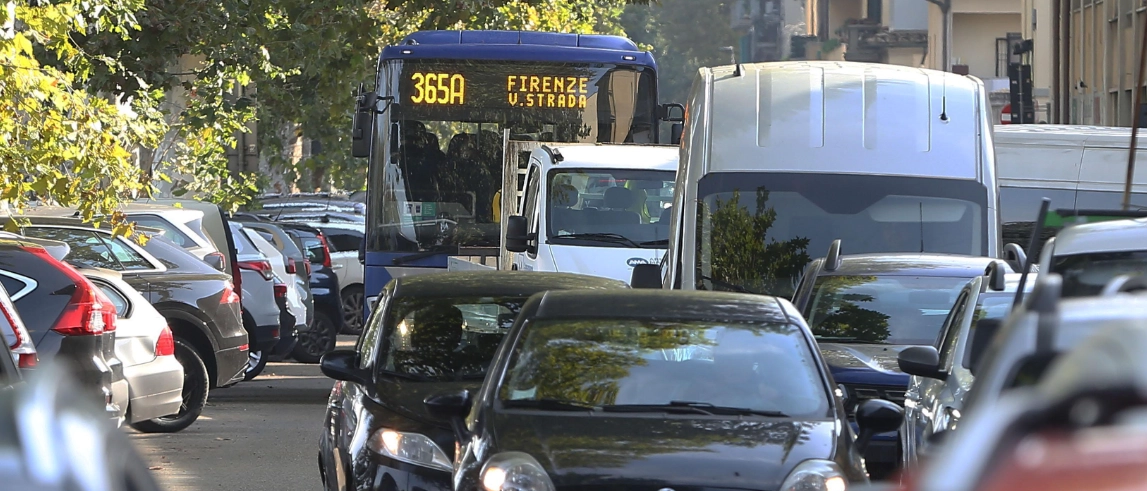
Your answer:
(504, 144), (678, 283)
(993, 124), (1147, 249)
(646, 61), (1000, 296)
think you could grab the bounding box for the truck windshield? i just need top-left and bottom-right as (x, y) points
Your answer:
(805, 276), (971, 345)
(695, 173), (988, 298)
(1054, 250), (1147, 297)
(547, 169), (675, 249)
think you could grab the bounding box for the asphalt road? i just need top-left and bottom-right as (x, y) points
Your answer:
(128, 337), (355, 491)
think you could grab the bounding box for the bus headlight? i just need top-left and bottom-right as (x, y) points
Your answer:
(779, 459), (847, 491)
(480, 452), (555, 491)
(367, 428), (452, 472)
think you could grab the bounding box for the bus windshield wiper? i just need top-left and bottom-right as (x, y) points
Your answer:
(502, 398), (599, 412)
(698, 274), (757, 294)
(554, 233), (640, 248)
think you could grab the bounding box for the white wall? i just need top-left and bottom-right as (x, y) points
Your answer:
(951, 13), (1022, 81)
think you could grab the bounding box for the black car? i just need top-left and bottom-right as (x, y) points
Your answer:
(316, 271), (630, 491)
(14, 219), (248, 432)
(278, 222), (343, 363)
(789, 241), (1005, 477)
(0, 236), (124, 423)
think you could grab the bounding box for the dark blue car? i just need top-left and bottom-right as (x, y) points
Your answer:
(279, 223), (344, 364)
(790, 240), (1004, 479)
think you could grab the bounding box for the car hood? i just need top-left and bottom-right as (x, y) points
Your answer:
(820, 343), (912, 385)
(490, 414), (837, 490)
(546, 245), (664, 284)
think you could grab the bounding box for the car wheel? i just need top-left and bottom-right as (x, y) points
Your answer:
(130, 338), (208, 433)
(244, 349), (268, 381)
(293, 312), (337, 363)
(340, 285), (365, 335)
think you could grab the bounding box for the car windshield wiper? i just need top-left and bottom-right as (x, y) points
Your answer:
(553, 233), (640, 248)
(814, 336), (887, 345)
(501, 398), (599, 412)
(602, 401), (789, 417)
(698, 274), (757, 294)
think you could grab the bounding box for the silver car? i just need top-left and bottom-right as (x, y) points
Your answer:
(229, 222), (282, 379)
(82, 268), (184, 425)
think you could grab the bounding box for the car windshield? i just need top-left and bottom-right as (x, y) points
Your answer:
(547, 169), (675, 248)
(805, 275), (971, 345)
(381, 295), (527, 381)
(1053, 250), (1147, 297)
(695, 173), (987, 298)
(498, 319), (829, 417)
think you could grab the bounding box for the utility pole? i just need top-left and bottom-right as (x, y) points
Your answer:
(925, 0), (952, 71)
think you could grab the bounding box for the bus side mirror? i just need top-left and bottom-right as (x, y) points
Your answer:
(352, 87), (377, 158)
(505, 216), (530, 253)
(670, 123), (684, 145)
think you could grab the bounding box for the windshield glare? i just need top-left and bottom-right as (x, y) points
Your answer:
(382, 295), (526, 381)
(548, 169), (675, 248)
(806, 275), (971, 345)
(1054, 251), (1147, 298)
(695, 173), (988, 298)
(498, 320), (829, 417)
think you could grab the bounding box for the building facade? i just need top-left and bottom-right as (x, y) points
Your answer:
(1053, 0), (1146, 126)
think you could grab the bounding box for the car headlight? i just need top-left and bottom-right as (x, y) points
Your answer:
(480, 452), (555, 491)
(367, 428), (452, 472)
(779, 459), (848, 491)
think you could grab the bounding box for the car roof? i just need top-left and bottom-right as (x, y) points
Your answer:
(529, 289), (793, 324)
(1051, 217), (1147, 256)
(536, 144), (678, 171)
(818, 253), (1003, 277)
(391, 271), (628, 298)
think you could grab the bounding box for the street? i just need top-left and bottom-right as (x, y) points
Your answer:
(127, 338), (353, 491)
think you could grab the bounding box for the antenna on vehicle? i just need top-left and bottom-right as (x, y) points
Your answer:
(939, 75), (949, 122)
(824, 239), (842, 272)
(918, 202), (925, 253)
(1012, 197), (1051, 309)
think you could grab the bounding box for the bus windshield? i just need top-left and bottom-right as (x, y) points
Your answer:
(370, 59), (658, 253)
(547, 169), (675, 249)
(694, 173), (988, 298)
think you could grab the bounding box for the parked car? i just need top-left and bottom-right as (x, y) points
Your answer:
(231, 218), (314, 329)
(0, 363), (162, 491)
(242, 226), (307, 342)
(11, 218), (248, 432)
(898, 261), (1034, 468)
(0, 235), (125, 424)
(0, 279), (31, 384)
(134, 198), (244, 306)
(82, 268), (185, 430)
(278, 222), (343, 363)
(789, 241), (1006, 478)
(317, 271), (630, 491)
(229, 222), (283, 378)
(418, 290), (902, 491)
(281, 219), (364, 334)
(1036, 215), (1147, 297)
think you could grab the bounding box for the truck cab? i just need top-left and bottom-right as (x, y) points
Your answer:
(504, 144), (678, 284)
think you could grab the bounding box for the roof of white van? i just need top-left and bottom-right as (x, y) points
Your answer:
(1052, 217), (1147, 256)
(994, 124), (1147, 149)
(703, 61), (984, 179)
(543, 144), (678, 171)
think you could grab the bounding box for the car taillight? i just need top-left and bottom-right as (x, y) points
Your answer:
(155, 325), (175, 357)
(22, 246), (116, 336)
(274, 282), (288, 298)
(237, 259), (274, 281)
(285, 260), (297, 274)
(0, 294), (36, 368)
(317, 234), (333, 268)
(221, 281), (241, 304)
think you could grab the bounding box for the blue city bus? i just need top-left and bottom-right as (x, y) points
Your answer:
(350, 30), (681, 309)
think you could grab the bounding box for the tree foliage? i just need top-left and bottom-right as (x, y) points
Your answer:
(702, 189), (811, 297)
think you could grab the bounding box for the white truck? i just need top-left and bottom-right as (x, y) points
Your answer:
(500, 144), (678, 283)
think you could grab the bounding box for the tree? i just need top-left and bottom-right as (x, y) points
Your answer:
(620, 0), (741, 105)
(1, 0), (167, 235)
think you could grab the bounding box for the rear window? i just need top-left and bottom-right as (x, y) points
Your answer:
(23, 227), (154, 271)
(229, 225), (260, 255)
(322, 228), (363, 253)
(129, 215), (195, 249)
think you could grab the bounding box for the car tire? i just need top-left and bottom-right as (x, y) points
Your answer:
(130, 338), (208, 433)
(244, 349), (268, 381)
(293, 312), (337, 364)
(340, 285), (365, 335)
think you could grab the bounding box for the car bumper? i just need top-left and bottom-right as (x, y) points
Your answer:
(249, 323), (281, 353)
(124, 355), (185, 423)
(216, 344), (249, 387)
(362, 452), (452, 491)
(39, 332), (123, 422)
(270, 326), (299, 360)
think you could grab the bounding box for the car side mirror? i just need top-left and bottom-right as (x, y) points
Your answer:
(204, 252), (226, 271)
(505, 215), (530, 253)
(630, 263), (663, 289)
(897, 346), (944, 379)
(424, 389), (474, 441)
(319, 350), (371, 386)
(854, 399), (903, 455)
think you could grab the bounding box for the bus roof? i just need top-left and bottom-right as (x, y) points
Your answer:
(700, 61), (985, 179)
(538, 144), (679, 172)
(381, 30), (655, 67)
